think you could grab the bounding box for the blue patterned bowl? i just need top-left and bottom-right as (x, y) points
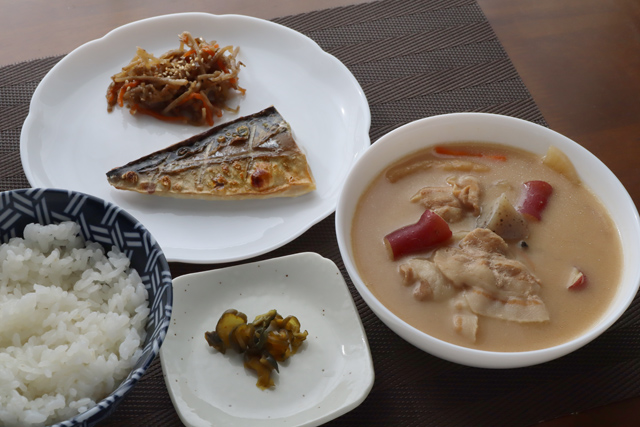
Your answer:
(0, 188), (173, 427)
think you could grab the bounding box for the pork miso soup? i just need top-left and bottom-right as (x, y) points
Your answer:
(351, 143), (622, 352)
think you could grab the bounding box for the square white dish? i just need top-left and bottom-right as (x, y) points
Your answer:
(159, 252), (374, 426)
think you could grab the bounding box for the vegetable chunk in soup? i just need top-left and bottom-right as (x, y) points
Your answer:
(351, 143), (622, 352)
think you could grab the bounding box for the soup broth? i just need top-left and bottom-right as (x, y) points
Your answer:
(351, 143), (622, 352)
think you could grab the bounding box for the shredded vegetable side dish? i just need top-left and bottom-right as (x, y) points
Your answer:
(106, 31), (245, 126)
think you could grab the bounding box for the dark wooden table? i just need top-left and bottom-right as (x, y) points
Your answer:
(2, 0), (639, 425)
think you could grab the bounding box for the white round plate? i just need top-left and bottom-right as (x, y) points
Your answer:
(160, 252), (374, 427)
(20, 13), (371, 263)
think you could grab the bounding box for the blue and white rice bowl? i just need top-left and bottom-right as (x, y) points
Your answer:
(0, 188), (172, 426)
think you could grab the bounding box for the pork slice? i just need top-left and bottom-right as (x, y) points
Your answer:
(410, 186), (464, 222)
(490, 257), (542, 296)
(459, 227), (508, 255)
(434, 247), (497, 290)
(464, 288), (549, 323)
(448, 175), (481, 215)
(399, 258), (456, 301)
(410, 176), (482, 223)
(451, 294), (478, 342)
(434, 228), (548, 323)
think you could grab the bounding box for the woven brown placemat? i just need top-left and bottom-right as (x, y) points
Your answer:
(3, 0), (640, 426)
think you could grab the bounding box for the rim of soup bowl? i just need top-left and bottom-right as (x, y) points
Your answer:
(335, 112), (640, 369)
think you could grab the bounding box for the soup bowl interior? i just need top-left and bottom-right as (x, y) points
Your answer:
(335, 112), (640, 369)
(0, 188), (172, 426)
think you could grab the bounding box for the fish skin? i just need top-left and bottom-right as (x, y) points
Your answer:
(106, 106), (316, 199)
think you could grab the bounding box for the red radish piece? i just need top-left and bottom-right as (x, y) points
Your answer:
(518, 180), (553, 221)
(383, 210), (452, 260)
(567, 267), (587, 291)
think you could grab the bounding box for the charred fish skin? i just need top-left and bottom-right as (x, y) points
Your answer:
(106, 106), (316, 199)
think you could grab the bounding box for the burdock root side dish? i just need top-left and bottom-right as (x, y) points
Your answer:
(106, 31), (245, 126)
(351, 143), (623, 352)
(205, 309), (308, 389)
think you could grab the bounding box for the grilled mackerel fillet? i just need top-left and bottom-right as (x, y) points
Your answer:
(106, 106), (316, 199)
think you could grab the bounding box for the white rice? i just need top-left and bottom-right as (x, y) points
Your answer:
(0, 221), (150, 427)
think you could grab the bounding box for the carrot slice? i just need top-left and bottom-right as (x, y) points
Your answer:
(106, 84), (118, 105)
(202, 45), (218, 56)
(434, 146), (507, 161)
(217, 59), (229, 73)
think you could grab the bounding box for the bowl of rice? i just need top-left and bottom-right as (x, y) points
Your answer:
(0, 188), (173, 427)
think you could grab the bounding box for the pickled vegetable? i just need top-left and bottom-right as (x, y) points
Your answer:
(205, 309), (308, 389)
(204, 309), (247, 354)
(269, 315), (308, 360)
(228, 323), (256, 353)
(244, 353), (277, 389)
